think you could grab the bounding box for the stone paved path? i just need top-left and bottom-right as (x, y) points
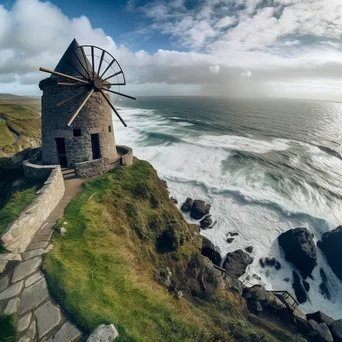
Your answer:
(0, 169), (86, 341)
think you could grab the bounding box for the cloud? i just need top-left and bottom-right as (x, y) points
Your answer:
(241, 71), (252, 78)
(1, 0), (342, 100)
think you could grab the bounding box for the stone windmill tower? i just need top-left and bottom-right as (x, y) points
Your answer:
(39, 39), (135, 176)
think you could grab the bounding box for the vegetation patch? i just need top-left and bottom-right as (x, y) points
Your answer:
(0, 315), (17, 342)
(43, 159), (304, 342)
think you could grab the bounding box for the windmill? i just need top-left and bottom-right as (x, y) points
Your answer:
(38, 39), (135, 173)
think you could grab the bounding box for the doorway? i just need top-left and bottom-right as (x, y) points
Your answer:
(55, 137), (67, 166)
(91, 133), (101, 160)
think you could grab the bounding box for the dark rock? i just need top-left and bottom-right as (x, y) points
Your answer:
(306, 312), (334, 327)
(275, 261), (282, 270)
(161, 180), (168, 189)
(303, 280), (310, 292)
(243, 285), (269, 303)
(318, 226), (342, 281)
(330, 319), (342, 342)
(190, 200), (211, 220)
(251, 300), (263, 313)
(278, 228), (317, 277)
(283, 277), (290, 282)
(223, 249), (253, 278)
(259, 258), (265, 268)
(245, 246), (253, 253)
(266, 257), (276, 267)
(316, 323), (333, 342)
(154, 267), (172, 288)
(200, 215), (213, 229)
(229, 232), (239, 237)
(252, 274), (261, 281)
(180, 197), (193, 212)
(156, 227), (180, 252)
(292, 271), (307, 304)
(294, 317), (313, 336)
(319, 282), (331, 300)
(201, 237), (222, 266)
(308, 319), (319, 331)
(170, 197), (178, 204)
(226, 238), (234, 243)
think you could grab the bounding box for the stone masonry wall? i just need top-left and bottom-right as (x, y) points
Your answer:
(117, 145), (133, 166)
(39, 77), (118, 167)
(75, 157), (111, 178)
(0, 164), (65, 253)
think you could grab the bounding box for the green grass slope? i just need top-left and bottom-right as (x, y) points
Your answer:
(0, 94), (41, 154)
(43, 159), (304, 342)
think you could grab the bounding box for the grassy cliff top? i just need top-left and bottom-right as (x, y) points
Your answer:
(43, 159), (304, 342)
(0, 94), (41, 154)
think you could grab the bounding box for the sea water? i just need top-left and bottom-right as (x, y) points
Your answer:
(114, 96), (342, 318)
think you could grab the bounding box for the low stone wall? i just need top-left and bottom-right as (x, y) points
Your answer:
(75, 145), (133, 178)
(0, 165), (65, 253)
(117, 145), (133, 167)
(75, 158), (111, 178)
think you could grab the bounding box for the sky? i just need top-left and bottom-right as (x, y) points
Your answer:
(1, 0), (342, 100)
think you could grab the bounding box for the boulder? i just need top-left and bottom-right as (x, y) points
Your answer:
(154, 267), (172, 288)
(306, 311), (334, 327)
(190, 200), (211, 220)
(292, 271), (307, 304)
(229, 232), (239, 237)
(278, 228), (317, 277)
(200, 215), (213, 229)
(318, 226), (342, 281)
(330, 319), (342, 342)
(201, 237), (222, 266)
(245, 246), (254, 253)
(87, 324), (119, 342)
(316, 323), (334, 342)
(303, 280), (310, 292)
(223, 249), (253, 278)
(180, 197), (193, 212)
(227, 238), (234, 243)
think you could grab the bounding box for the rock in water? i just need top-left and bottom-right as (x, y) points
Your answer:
(223, 249), (253, 278)
(201, 237), (222, 266)
(190, 200), (211, 220)
(318, 226), (342, 281)
(87, 324), (119, 341)
(245, 246), (254, 253)
(200, 215), (213, 229)
(292, 271), (307, 304)
(180, 197), (193, 212)
(278, 228), (317, 277)
(330, 319), (342, 342)
(306, 311), (334, 327)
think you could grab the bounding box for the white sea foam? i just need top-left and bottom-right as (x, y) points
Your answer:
(114, 105), (342, 319)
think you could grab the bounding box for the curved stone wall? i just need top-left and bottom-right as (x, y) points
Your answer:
(1, 163), (65, 253)
(117, 145), (133, 166)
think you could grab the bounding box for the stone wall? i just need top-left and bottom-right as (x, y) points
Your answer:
(0, 165), (65, 253)
(117, 145), (133, 167)
(75, 157), (111, 178)
(39, 77), (118, 167)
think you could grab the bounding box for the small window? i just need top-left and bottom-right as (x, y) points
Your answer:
(108, 125), (112, 132)
(73, 129), (82, 137)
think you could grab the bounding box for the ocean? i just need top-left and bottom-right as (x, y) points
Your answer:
(114, 96), (342, 319)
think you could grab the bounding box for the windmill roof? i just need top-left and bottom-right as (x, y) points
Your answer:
(53, 39), (92, 79)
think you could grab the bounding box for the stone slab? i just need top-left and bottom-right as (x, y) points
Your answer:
(18, 336), (31, 342)
(26, 241), (49, 251)
(25, 272), (44, 288)
(18, 278), (49, 315)
(34, 301), (61, 339)
(4, 297), (20, 315)
(27, 319), (37, 339)
(12, 257), (42, 283)
(51, 322), (81, 342)
(0, 281), (23, 300)
(0, 260), (8, 273)
(87, 324), (119, 342)
(32, 235), (51, 243)
(23, 248), (45, 261)
(18, 312), (32, 332)
(0, 275), (9, 292)
(0, 253), (22, 261)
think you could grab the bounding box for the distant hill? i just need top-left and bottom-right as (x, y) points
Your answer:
(0, 93), (41, 155)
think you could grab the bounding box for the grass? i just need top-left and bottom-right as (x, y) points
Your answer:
(43, 159), (305, 342)
(0, 180), (44, 235)
(0, 315), (17, 342)
(0, 94), (41, 154)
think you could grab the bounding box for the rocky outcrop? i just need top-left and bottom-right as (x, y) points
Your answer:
(201, 237), (222, 266)
(259, 257), (281, 270)
(87, 324), (119, 341)
(278, 228), (317, 278)
(154, 267), (172, 288)
(223, 249), (253, 278)
(331, 320), (342, 342)
(318, 226), (342, 282)
(306, 311), (334, 327)
(319, 268), (331, 300)
(190, 200), (211, 220)
(292, 271), (307, 304)
(200, 215), (213, 229)
(181, 197), (193, 212)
